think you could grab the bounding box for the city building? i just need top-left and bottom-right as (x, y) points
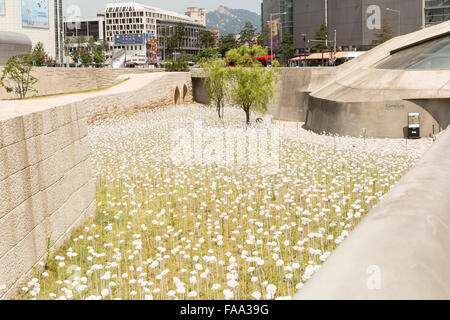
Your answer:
(0, 0), (64, 63)
(262, 0), (424, 53)
(425, 0), (450, 26)
(185, 7), (207, 26)
(105, 2), (205, 62)
(64, 14), (106, 42)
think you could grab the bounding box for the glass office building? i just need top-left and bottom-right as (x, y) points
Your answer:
(425, 0), (450, 26)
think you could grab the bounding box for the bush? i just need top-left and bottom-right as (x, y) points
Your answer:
(165, 60), (189, 72)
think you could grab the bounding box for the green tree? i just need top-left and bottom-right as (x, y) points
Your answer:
(31, 42), (48, 66)
(226, 45), (268, 67)
(219, 34), (238, 57)
(196, 48), (220, 62)
(228, 66), (279, 125)
(239, 22), (257, 46)
(201, 59), (229, 119)
(93, 45), (105, 66)
(0, 54), (38, 99)
(199, 30), (216, 48)
(277, 33), (294, 64)
(67, 36), (84, 65)
(80, 47), (92, 67)
(168, 23), (188, 55)
(311, 22), (330, 53)
(101, 39), (110, 53)
(371, 19), (395, 46)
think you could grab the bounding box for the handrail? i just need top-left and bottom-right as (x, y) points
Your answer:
(295, 127), (450, 300)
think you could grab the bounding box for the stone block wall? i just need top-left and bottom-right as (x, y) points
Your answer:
(84, 72), (193, 122)
(0, 101), (96, 299)
(0, 71), (193, 299)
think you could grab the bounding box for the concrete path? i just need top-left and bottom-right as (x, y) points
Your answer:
(0, 72), (170, 121)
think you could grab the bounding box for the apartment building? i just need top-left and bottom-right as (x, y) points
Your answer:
(105, 2), (205, 61)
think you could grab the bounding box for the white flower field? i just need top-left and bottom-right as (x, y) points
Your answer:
(15, 106), (433, 300)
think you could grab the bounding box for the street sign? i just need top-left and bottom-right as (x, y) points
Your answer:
(114, 34), (145, 45)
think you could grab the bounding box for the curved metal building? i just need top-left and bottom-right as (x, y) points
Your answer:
(0, 31), (32, 65)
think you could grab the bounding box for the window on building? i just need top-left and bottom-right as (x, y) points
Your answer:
(376, 35), (450, 70)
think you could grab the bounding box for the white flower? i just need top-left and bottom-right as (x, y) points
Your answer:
(266, 284), (277, 294)
(223, 289), (234, 300)
(211, 284), (221, 291)
(227, 279), (239, 288)
(101, 289), (109, 298)
(251, 291), (262, 300)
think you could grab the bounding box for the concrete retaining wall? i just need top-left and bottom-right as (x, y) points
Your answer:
(0, 67), (163, 100)
(305, 96), (450, 138)
(0, 101), (96, 299)
(84, 72), (193, 121)
(295, 127), (450, 300)
(267, 68), (336, 122)
(0, 71), (193, 299)
(191, 67), (336, 122)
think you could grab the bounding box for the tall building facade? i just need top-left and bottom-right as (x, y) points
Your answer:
(425, 0), (450, 26)
(0, 0), (64, 63)
(105, 2), (205, 60)
(262, 0), (424, 52)
(185, 7), (206, 26)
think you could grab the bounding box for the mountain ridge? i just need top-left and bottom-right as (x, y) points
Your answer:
(206, 6), (261, 36)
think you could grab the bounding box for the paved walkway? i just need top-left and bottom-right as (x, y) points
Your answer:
(0, 72), (168, 121)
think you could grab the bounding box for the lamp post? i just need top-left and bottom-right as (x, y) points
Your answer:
(269, 12), (287, 65)
(386, 8), (401, 36)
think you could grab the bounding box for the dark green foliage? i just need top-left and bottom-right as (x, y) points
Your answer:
(31, 42), (48, 66)
(311, 22), (330, 53)
(239, 22), (257, 46)
(218, 34), (239, 57)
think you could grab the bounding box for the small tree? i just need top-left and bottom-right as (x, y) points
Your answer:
(0, 54), (38, 99)
(168, 23), (188, 55)
(372, 18), (395, 46)
(239, 22), (257, 46)
(311, 22), (330, 53)
(199, 30), (217, 48)
(201, 59), (229, 120)
(31, 42), (48, 66)
(67, 36), (84, 65)
(93, 45), (105, 67)
(227, 65), (279, 126)
(219, 34), (239, 57)
(277, 33), (295, 64)
(80, 47), (92, 67)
